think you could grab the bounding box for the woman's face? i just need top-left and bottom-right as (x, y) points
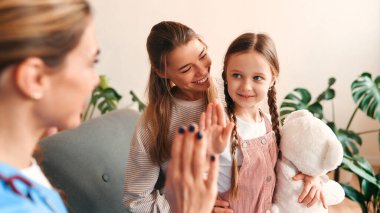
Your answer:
(38, 19), (99, 130)
(164, 38), (211, 100)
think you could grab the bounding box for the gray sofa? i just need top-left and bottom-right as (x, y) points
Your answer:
(40, 108), (140, 213)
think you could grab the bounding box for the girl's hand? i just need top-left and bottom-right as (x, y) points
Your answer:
(165, 124), (219, 213)
(213, 198), (233, 213)
(293, 173), (327, 209)
(200, 102), (234, 154)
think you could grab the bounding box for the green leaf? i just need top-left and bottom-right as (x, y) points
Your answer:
(307, 102), (323, 119)
(342, 156), (380, 188)
(99, 75), (110, 89)
(317, 88), (335, 102)
(337, 129), (362, 156)
(328, 77), (336, 86)
(352, 155), (375, 176)
(351, 72), (380, 121)
(130, 90), (146, 112)
(341, 183), (368, 212)
(326, 121), (337, 133)
(280, 88), (313, 121)
(362, 179), (378, 202)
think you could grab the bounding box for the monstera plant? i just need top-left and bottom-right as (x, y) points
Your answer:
(280, 72), (380, 213)
(81, 75), (122, 122)
(130, 90), (146, 112)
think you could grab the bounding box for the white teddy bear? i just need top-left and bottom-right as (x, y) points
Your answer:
(272, 110), (345, 213)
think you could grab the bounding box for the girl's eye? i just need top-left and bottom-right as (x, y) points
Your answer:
(253, 76), (263, 81)
(232, 73), (241, 78)
(200, 53), (207, 59)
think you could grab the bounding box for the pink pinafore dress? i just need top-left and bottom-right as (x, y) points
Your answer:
(219, 112), (278, 213)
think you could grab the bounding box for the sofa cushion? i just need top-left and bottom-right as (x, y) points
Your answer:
(40, 108), (140, 213)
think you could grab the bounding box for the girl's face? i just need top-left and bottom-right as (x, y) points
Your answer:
(164, 38), (211, 101)
(226, 51), (275, 115)
(38, 19), (99, 130)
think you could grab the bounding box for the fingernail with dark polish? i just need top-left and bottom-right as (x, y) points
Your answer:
(178, 127), (185, 134)
(188, 124), (195, 132)
(196, 131), (202, 140)
(210, 155), (215, 162)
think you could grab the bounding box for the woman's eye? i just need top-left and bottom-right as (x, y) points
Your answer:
(181, 66), (191, 73)
(91, 59), (99, 67)
(253, 76), (263, 81)
(200, 53), (207, 59)
(232, 73), (241, 78)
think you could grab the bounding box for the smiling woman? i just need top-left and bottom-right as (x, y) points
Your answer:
(123, 21), (218, 212)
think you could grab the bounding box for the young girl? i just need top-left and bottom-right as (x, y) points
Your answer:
(214, 33), (326, 212)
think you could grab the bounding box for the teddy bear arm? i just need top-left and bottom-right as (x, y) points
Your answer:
(322, 180), (345, 206)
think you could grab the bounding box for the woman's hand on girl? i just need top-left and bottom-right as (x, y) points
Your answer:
(200, 102), (234, 154)
(165, 124), (219, 213)
(293, 173), (327, 209)
(213, 198), (233, 213)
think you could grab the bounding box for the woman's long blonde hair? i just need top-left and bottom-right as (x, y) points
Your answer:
(145, 21), (217, 165)
(222, 33), (281, 199)
(0, 0), (91, 73)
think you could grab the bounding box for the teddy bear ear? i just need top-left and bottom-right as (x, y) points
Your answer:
(284, 110), (312, 124)
(323, 137), (344, 172)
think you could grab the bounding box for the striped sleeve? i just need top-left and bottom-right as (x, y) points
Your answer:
(122, 121), (171, 213)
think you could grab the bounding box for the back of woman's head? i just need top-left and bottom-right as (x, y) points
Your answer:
(0, 0), (91, 73)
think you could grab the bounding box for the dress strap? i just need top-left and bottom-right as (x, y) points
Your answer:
(259, 109), (273, 133)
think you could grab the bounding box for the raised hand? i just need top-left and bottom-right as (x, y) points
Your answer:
(199, 102), (234, 155)
(165, 124), (219, 213)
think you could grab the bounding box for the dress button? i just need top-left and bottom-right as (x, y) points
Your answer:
(266, 176), (272, 182)
(242, 142), (248, 148)
(261, 139), (267, 145)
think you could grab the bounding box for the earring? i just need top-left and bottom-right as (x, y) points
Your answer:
(268, 87), (272, 91)
(31, 93), (42, 100)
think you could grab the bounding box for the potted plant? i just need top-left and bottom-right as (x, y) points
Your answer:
(279, 72), (380, 212)
(81, 75), (122, 122)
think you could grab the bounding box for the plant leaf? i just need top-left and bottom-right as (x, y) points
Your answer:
(337, 129), (362, 156)
(342, 156), (380, 188)
(362, 179), (378, 202)
(280, 88), (313, 120)
(307, 102), (323, 119)
(317, 88), (335, 102)
(130, 90), (146, 112)
(328, 77), (336, 86)
(352, 155), (375, 176)
(351, 72), (380, 121)
(341, 183), (368, 212)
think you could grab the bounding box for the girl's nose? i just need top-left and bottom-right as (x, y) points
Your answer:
(242, 79), (253, 91)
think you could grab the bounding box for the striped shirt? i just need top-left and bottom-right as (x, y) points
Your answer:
(123, 97), (207, 213)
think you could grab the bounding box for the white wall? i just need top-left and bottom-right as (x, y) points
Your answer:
(90, 0), (380, 164)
